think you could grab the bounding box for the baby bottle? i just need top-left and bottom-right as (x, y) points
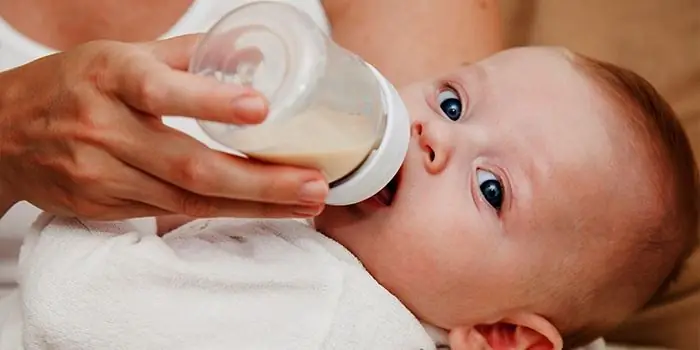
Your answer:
(163, 1), (410, 206)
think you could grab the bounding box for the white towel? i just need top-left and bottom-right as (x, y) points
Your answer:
(0, 214), (434, 350)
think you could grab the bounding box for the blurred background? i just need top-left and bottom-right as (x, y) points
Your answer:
(498, 1), (699, 349)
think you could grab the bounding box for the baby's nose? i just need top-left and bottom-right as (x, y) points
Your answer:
(412, 121), (452, 174)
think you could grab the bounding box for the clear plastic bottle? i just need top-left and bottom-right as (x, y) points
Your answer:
(163, 1), (410, 206)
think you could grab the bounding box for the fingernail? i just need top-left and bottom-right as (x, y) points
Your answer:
(299, 180), (328, 203)
(293, 205), (325, 217)
(231, 95), (266, 123)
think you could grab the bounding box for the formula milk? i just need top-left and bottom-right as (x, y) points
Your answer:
(229, 107), (378, 182)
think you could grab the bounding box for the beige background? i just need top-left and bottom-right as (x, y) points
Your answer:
(499, 1), (700, 349)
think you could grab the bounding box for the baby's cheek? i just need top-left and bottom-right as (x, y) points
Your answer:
(382, 215), (460, 275)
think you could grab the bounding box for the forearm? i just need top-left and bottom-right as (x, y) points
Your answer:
(323, 0), (504, 86)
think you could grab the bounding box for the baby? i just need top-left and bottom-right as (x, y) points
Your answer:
(2, 47), (696, 350)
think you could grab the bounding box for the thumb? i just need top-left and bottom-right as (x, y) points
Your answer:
(146, 34), (204, 70)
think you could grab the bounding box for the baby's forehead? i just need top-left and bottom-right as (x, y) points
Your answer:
(455, 46), (577, 80)
(462, 47), (616, 142)
(490, 46), (574, 64)
(448, 47), (596, 121)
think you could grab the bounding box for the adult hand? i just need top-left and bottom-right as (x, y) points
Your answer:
(0, 35), (328, 220)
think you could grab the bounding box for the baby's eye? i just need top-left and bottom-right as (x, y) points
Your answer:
(437, 87), (463, 121)
(476, 169), (503, 211)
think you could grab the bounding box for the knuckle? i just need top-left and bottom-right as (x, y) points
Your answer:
(136, 75), (165, 111)
(174, 157), (212, 193)
(64, 160), (105, 195)
(70, 163), (102, 185)
(83, 47), (111, 85)
(64, 94), (114, 148)
(78, 119), (119, 150)
(74, 41), (124, 93)
(73, 110), (101, 139)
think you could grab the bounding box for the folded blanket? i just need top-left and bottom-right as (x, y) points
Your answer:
(1, 214), (434, 350)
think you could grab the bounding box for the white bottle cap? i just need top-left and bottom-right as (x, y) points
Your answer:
(324, 64), (410, 206)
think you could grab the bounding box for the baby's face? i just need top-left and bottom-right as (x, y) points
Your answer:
(315, 47), (644, 330)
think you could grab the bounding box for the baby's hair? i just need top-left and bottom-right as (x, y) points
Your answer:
(561, 54), (699, 349)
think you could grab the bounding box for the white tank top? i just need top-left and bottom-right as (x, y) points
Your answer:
(0, 0), (329, 297)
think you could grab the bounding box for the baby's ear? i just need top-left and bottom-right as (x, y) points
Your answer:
(448, 313), (563, 350)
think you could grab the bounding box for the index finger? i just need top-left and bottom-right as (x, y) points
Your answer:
(116, 59), (268, 124)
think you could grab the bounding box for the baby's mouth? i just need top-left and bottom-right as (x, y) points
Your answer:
(373, 167), (402, 206)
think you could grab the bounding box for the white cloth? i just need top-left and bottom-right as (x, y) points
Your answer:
(0, 215), (435, 349)
(0, 0), (329, 298)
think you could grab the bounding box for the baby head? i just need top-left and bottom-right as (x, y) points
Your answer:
(315, 47), (698, 349)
